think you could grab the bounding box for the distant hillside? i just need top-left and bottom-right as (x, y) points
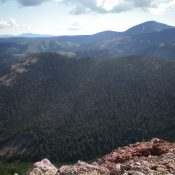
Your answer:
(18, 33), (53, 38)
(0, 33), (53, 38)
(0, 53), (175, 162)
(126, 21), (173, 36)
(0, 35), (14, 38)
(0, 21), (174, 60)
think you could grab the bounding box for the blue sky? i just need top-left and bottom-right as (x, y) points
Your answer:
(0, 0), (175, 36)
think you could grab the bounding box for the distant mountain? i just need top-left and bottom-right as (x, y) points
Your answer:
(0, 35), (14, 38)
(0, 21), (175, 59)
(17, 33), (53, 38)
(52, 30), (122, 44)
(0, 33), (53, 38)
(126, 21), (174, 36)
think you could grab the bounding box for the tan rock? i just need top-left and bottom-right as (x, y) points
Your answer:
(28, 138), (175, 175)
(28, 159), (57, 175)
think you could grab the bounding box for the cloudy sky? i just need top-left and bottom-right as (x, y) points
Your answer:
(0, 0), (175, 36)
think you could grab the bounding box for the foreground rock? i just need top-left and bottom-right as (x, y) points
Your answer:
(28, 138), (175, 175)
(28, 159), (57, 175)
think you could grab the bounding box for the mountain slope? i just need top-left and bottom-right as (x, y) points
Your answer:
(0, 33), (53, 38)
(18, 33), (53, 38)
(126, 21), (174, 36)
(0, 21), (174, 60)
(0, 53), (175, 162)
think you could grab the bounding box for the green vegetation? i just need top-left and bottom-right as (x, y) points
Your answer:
(0, 161), (32, 175)
(0, 53), (175, 163)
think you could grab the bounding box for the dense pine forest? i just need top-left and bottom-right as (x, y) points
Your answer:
(0, 53), (175, 162)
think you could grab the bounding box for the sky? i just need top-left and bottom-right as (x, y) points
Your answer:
(0, 0), (175, 36)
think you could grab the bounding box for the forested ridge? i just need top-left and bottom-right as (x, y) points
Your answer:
(0, 21), (175, 60)
(0, 53), (175, 162)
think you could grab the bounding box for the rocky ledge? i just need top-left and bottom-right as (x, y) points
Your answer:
(28, 138), (175, 175)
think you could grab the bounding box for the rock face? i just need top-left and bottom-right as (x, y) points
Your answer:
(28, 159), (57, 175)
(28, 138), (175, 175)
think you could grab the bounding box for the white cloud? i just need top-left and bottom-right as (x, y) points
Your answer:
(0, 19), (31, 31)
(68, 22), (81, 31)
(149, 0), (175, 15)
(1, 0), (175, 14)
(0, 19), (19, 29)
(0, 0), (52, 6)
(58, 0), (154, 14)
(96, 0), (121, 11)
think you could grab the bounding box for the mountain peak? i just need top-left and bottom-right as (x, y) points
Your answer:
(126, 21), (174, 35)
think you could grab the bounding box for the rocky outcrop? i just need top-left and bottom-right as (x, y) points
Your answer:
(28, 159), (57, 175)
(58, 161), (109, 175)
(28, 138), (175, 175)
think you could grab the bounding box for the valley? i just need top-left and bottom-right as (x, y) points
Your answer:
(0, 53), (175, 163)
